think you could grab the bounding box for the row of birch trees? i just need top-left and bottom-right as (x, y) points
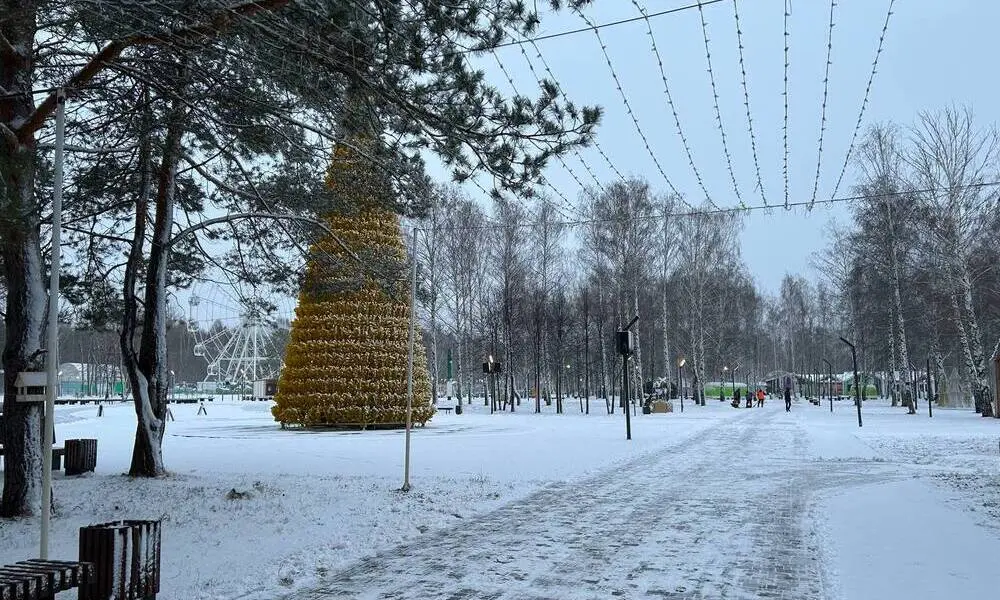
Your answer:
(810, 107), (999, 416)
(415, 178), (766, 413)
(415, 106), (1000, 418)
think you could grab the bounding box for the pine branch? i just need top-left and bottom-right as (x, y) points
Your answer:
(36, 142), (137, 154)
(167, 212), (354, 261)
(16, 0), (291, 141)
(63, 224), (133, 245)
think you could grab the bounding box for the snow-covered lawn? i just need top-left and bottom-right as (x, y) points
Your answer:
(1, 396), (997, 599)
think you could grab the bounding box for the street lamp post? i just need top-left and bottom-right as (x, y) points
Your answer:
(677, 358), (686, 413)
(822, 359), (833, 413)
(731, 365), (738, 402)
(617, 316), (639, 440)
(721, 366), (729, 402)
(40, 88), (66, 560)
(926, 356), (933, 418)
(839, 337), (863, 427)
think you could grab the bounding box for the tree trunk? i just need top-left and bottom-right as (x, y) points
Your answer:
(958, 268), (993, 416)
(888, 321), (898, 406)
(948, 270), (977, 409)
(1, 227), (46, 517)
(1, 0), (46, 515)
(583, 287), (590, 414)
(126, 72), (187, 477)
(632, 291), (643, 405)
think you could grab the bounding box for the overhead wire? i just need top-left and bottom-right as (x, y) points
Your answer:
(419, 181), (1000, 233)
(462, 0), (727, 54)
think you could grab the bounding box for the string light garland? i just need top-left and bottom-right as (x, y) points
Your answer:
(698, 0), (744, 209)
(631, 0), (714, 207)
(783, 0), (791, 209)
(731, 0), (768, 207)
(828, 0), (897, 201)
(808, 0), (837, 210)
(577, 9), (691, 209)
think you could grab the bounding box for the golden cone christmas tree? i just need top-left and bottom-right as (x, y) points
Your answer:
(272, 135), (434, 428)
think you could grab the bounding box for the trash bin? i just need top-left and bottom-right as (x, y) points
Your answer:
(79, 519), (161, 600)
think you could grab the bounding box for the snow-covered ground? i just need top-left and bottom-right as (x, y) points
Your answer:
(1, 396), (997, 599)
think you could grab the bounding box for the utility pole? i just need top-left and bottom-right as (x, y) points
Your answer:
(402, 228), (418, 492)
(41, 88), (66, 559)
(677, 358), (685, 413)
(927, 356), (933, 418)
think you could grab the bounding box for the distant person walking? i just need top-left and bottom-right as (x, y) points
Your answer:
(783, 375), (793, 412)
(755, 388), (765, 407)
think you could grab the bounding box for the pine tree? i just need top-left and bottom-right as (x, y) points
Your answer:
(273, 137), (434, 428)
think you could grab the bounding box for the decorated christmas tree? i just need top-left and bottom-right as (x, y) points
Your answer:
(272, 135), (434, 428)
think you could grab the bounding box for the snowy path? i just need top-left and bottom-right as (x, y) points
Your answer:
(280, 408), (899, 600)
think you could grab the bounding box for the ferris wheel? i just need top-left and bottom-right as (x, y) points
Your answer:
(187, 287), (291, 387)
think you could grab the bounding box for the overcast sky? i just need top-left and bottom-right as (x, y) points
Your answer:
(191, 0), (1000, 324)
(425, 0), (1000, 295)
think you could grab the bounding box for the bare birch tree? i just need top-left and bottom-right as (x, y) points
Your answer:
(908, 106), (999, 416)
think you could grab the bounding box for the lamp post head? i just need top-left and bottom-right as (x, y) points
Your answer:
(678, 358), (686, 368)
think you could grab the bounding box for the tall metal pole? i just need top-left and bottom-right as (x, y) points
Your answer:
(678, 363), (684, 413)
(823, 358), (833, 413)
(402, 228), (418, 492)
(622, 352), (631, 440)
(927, 356), (933, 418)
(41, 89), (66, 559)
(840, 337), (862, 427)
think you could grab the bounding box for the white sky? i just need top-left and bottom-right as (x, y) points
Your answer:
(424, 0), (1000, 294)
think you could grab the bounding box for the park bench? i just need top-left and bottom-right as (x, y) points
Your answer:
(1, 519), (160, 600)
(437, 407), (454, 414)
(0, 447), (64, 472)
(0, 415), (65, 471)
(0, 559), (93, 600)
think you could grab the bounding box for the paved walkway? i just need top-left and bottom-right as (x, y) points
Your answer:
(284, 408), (897, 599)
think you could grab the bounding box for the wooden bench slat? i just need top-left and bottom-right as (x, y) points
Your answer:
(13, 563), (75, 592)
(0, 560), (94, 600)
(0, 575), (38, 599)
